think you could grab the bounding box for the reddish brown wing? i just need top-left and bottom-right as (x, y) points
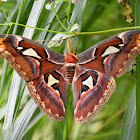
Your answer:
(0, 34), (67, 121)
(73, 30), (140, 123)
(77, 30), (140, 77)
(0, 34), (65, 81)
(72, 66), (115, 123)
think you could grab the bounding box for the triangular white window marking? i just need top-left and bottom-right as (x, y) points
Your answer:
(118, 44), (124, 47)
(101, 46), (120, 57)
(17, 47), (23, 50)
(48, 74), (59, 87)
(82, 76), (93, 89)
(22, 48), (41, 59)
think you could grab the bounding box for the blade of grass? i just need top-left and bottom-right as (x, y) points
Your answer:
(1, 71), (21, 140)
(0, 105), (7, 120)
(36, 2), (63, 43)
(135, 0), (140, 139)
(0, 60), (8, 102)
(70, 0), (87, 30)
(23, 0), (45, 39)
(55, 121), (65, 140)
(13, 0), (34, 35)
(119, 89), (136, 140)
(21, 112), (44, 138)
(0, 70), (13, 106)
(13, 80), (26, 121)
(12, 99), (37, 140)
(63, 86), (74, 140)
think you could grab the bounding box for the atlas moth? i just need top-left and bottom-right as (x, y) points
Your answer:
(0, 30), (140, 123)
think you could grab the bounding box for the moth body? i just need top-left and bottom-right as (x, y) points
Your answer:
(65, 63), (76, 84)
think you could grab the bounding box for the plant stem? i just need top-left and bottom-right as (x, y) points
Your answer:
(53, 5), (70, 33)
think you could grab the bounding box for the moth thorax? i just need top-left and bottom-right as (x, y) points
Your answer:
(66, 63), (76, 84)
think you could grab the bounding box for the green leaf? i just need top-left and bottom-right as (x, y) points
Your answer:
(0, 60), (8, 104)
(135, 0), (140, 140)
(12, 99), (37, 140)
(66, 2), (71, 22)
(0, 105), (7, 120)
(2, 72), (21, 140)
(119, 89), (136, 140)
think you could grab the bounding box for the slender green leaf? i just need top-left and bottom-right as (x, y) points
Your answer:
(0, 60), (8, 103)
(66, 2), (71, 22)
(35, 2), (63, 42)
(119, 89), (136, 140)
(21, 112), (44, 137)
(12, 99), (37, 140)
(0, 105), (7, 120)
(2, 71), (21, 140)
(135, 0), (140, 139)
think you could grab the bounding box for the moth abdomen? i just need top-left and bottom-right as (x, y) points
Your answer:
(66, 64), (76, 84)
